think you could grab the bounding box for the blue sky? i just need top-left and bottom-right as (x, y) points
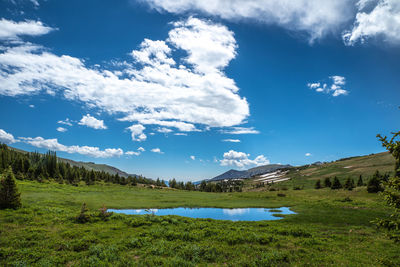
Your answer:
(0, 0), (399, 181)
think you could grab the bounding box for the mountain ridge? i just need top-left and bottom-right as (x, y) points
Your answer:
(210, 164), (292, 181)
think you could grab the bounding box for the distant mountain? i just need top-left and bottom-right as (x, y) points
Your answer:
(210, 164), (292, 181)
(246, 164), (291, 177)
(210, 169), (248, 181)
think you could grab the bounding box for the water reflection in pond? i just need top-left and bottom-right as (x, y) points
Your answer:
(108, 207), (296, 221)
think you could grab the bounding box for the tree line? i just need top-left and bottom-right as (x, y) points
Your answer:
(314, 171), (390, 192)
(0, 144), (158, 186)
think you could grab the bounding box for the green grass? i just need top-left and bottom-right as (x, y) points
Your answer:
(1, 180), (399, 266)
(260, 152), (395, 190)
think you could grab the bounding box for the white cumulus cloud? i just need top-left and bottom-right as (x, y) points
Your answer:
(0, 18), (249, 139)
(307, 76), (348, 96)
(343, 0), (400, 45)
(56, 127), (67, 132)
(219, 150), (269, 169)
(0, 128), (17, 144)
(126, 146), (145, 156)
(78, 114), (107, 130)
(190, 155), (196, 160)
(127, 124), (147, 142)
(151, 148), (164, 154)
(305, 153), (312, 157)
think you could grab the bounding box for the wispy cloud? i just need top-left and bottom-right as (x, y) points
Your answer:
(56, 127), (67, 132)
(174, 133), (188, 136)
(220, 127), (259, 135)
(0, 18), (53, 41)
(156, 127), (173, 133)
(140, 0), (355, 43)
(57, 118), (73, 126)
(222, 139), (241, 143)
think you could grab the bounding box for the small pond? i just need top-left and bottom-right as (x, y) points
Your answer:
(108, 207), (296, 221)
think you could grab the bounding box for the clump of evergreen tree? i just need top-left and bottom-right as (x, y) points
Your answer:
(324, 177), (332, 188)
(367, 170), (384, 193)
(75, 203), (90, 223)
(357, 175), (364, 186)
(0, 167), (21, 209)
(344, 177), (355, 191)
(331, 176), (342, 190)
(315, 179), (322, 189)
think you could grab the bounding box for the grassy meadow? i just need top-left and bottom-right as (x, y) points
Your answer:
(251, 152), (395, 190)
(1, 180), (399, 266)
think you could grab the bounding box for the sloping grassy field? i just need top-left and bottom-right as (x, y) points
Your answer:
(1, 180), (399, 266)
(248, 152), (395, 190)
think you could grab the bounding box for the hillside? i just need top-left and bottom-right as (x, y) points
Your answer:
(58, 158), (132, 178)
(9, 146), (133, 178)
(248, 152), (395, 189)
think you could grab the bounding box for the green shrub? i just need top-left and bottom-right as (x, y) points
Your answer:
(0, 167), (21, 209)
(75, 203), (90, 223)
(98, 204), (112, 221)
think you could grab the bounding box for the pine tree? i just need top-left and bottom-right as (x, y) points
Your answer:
(324, 177), (332, 188)
(357, 175), (364, 186)
(367, 170), (384, 193)
(0, 167), (22, 209)
(169, 178), (177, 189)
(331, 176), (342, 190)
(344, 177), (355, 190)
(75, 203), (90, 223)
(315, 179), (322, 189)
